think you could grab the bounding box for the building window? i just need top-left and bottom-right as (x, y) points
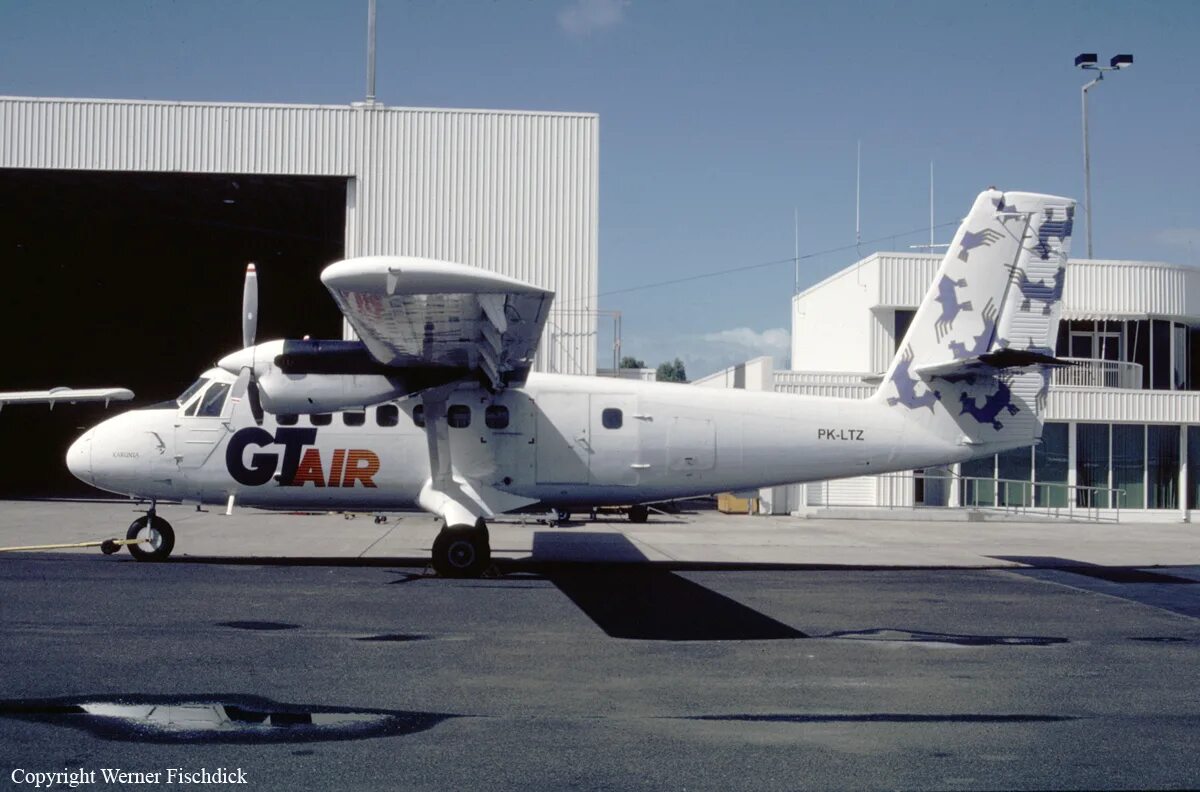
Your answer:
(343, 411), (366, 427)
(1076, 423), (1110, 508)
(447, 405), (471, 428)
(310, 413), (332, 426)
(1152, 320), (1171, 390)
(894, 309), (915, 353)
(485, 405), (510, 429)
(1112, 424), (1145, 509)
(1189, 427), (1200, 510)
(1034, 423), (1069, 508)
(601, 408), (623, 430)
(376, 404), (399, 427)
(998, 446), (1032, 507)
(1147, 425), (1180, 509)
(1132, 320), (1151, 389)
(960, 455), (995, 507)
(1173, 323), (1189, 391)
(277, 414), (298, 426)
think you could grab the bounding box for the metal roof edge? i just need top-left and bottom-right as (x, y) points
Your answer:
(0, 95), (599, 120)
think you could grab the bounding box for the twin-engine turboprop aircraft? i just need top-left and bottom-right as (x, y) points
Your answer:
(67, 188), (1075, 576)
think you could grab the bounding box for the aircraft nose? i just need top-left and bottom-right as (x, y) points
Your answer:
(66, 430), (94, 485)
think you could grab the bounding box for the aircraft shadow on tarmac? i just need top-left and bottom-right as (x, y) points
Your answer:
(530, 531), (807, 641)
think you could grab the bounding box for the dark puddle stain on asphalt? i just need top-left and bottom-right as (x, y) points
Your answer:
(217, 621), (300, 631)
(679, 713), (1078, 724)
(824, 628), (1068, 647)
(0, 695), (454, 744)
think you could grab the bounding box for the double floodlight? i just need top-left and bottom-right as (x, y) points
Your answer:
(1075, 52), (1134, 70)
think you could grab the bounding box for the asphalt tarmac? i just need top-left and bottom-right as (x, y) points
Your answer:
(3, 542), (1200, 790)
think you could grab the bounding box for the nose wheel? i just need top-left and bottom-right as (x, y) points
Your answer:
(431, 523), (490, 578)
(126, 514), (175, 562)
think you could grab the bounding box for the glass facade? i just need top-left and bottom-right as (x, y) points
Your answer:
(960, 455), (994, 507)
(1057, 318), (1198, 391)
(1034, 423), (1069, 507)
(1076, 423), (1110, 508)
(1190, 426), (1200, 511)
(1147, 426), (1180, 510)
(998, 446), (1032, 507)
(1112, 424), (1144, 509)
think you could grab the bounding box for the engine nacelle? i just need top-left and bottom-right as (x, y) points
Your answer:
(257, 371), (406, 414)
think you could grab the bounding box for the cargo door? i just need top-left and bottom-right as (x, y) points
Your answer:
(535, 392), (590, 484)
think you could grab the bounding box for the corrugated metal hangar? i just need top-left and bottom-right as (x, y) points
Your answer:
(0, 95), (599, 495)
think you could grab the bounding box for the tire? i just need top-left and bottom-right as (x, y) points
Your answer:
(431, 524), (490, 578)
(627, 504), (649, 524)
(126, 516), (175, 562)
(552, 508), (571, 525)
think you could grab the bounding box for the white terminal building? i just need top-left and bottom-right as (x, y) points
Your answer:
(698, 252), (1200, 521)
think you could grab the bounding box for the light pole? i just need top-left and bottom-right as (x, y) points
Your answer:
(1075, 52), (1133, 259)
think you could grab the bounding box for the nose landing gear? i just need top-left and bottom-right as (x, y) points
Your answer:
(126, 505), (175, 562)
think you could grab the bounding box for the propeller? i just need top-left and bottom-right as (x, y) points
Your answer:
(228, 263), (265, 424)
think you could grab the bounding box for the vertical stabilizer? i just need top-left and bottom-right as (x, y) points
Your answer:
(875, 189), (1075, 452)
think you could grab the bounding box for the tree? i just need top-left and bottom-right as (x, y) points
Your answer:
(656, 358), (687, 383)
(619, 356), (646, 369)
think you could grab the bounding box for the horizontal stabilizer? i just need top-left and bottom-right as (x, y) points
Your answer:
(915, 349), (1072, 382)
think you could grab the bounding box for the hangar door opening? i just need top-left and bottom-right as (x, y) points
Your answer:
(0, 169), (348, 496)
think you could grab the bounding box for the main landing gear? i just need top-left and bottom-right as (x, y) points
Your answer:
(125, 503), (175, 562)
(431, 521), (491, 578)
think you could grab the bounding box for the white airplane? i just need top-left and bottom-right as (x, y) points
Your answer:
(0, 387), (133, 411)
(66, 189), (1074, 576)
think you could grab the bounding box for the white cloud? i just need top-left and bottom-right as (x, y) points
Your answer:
(557, 0), (627, 37)
(622, 326), (791, 381)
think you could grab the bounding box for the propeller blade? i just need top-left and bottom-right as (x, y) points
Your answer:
(247, 379), (264, 425)
(242, 263), (258, 349)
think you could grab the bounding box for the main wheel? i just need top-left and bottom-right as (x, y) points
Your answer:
(431, 524), (491, 578)
(552, 508), (571, 526)
(627, 504), (649, 524)
(126, 515), (175, 562)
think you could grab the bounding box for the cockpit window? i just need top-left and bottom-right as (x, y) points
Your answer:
(195, 382), (231, 418)
(177, 377), (210, 408)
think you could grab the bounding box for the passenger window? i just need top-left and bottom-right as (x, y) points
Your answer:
(196, 382), (231, 418)
(343, 411), (366, 427)
(602, 408), (623, 430)
(412, 404), (425, 428)
(310, 413), (332, 426)
(447, 405), (471, 428)
(485, 405), (510, 429)
(276, 414), (299, 426)
(376, 405), (399, 427)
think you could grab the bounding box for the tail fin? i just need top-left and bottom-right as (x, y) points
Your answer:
(876, 188), (1075, 451)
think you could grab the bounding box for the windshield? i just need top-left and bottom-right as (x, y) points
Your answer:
(176, 377), (210, 407)
(195, 382), (231, 418)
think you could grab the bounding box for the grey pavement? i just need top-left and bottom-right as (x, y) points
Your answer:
(1, 499), (1198, 568)
(3, 501), (1200, 790)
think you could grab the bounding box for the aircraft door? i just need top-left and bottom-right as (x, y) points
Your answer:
(174, 381), (232, 471)
(535, 392), (590, 484)
(487, 392), (536, 488)
(587, 394), (639, 487)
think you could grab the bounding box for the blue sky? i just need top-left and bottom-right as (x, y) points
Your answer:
(3, 0), (1197, 377)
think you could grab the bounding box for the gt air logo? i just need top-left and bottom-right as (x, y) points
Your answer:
(226, 427), (380, 488)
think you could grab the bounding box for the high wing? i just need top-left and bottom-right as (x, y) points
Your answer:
(321, 256), (554, 390)
(0, 387), (134, 411)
